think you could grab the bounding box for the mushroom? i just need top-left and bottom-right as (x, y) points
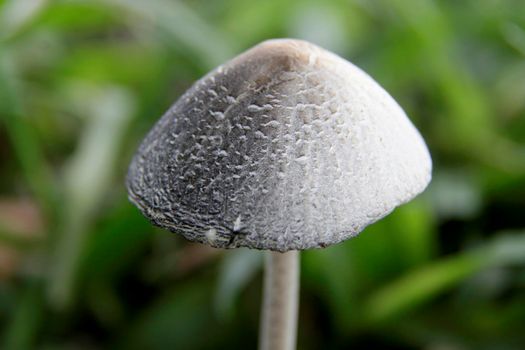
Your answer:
(126, 39), (431, 350)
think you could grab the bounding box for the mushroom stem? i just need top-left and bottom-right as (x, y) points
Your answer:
(259, 250), (300, 350)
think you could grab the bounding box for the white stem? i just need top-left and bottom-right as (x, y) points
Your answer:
(259, 250), (300, 350)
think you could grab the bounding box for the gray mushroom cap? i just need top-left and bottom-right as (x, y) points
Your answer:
(126, 39), (432, 252)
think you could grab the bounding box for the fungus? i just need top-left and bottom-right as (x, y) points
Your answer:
(127, 39), (432, 350)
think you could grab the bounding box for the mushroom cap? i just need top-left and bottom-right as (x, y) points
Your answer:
(126, 39), (432, 252)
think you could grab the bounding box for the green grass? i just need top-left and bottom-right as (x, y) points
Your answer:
(0, 0), (524, 349)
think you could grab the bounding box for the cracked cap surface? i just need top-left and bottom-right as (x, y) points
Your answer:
(126, 39), (432, 252)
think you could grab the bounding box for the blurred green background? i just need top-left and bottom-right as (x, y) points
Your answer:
(1, 0), (525, 349)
